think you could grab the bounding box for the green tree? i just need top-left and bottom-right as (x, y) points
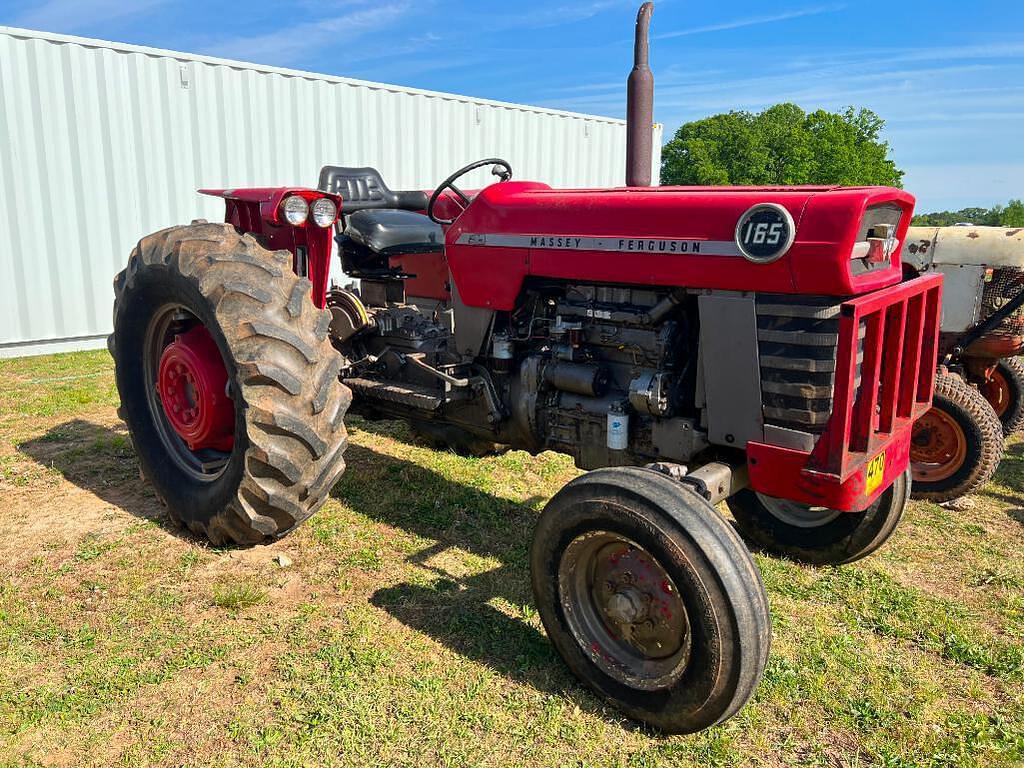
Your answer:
(1002, 199), (1024, 227)
(660, 104), (903, 187)
(911, 200), (1024, 227)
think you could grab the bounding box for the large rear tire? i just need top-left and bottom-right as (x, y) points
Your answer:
(978, 356), (1024, 436)
(910, 372), (1002, 503)
(531, 467), (770, 734)
(109, 223), (350, 545)
(726, 469), (910, 566)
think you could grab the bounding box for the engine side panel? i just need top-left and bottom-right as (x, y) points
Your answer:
(698, 294), (764, 446)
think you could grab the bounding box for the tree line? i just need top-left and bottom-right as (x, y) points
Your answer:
(910, 202), (1024, 228)
(659, 103), (1020, 227)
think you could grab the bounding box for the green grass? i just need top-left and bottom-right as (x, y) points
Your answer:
(0, 350), (1022, 767)
(212, 581), (270, 612)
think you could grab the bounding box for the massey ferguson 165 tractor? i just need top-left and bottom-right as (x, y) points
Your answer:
(903, 225), (1024, 501)
(109, 4), (942, 734)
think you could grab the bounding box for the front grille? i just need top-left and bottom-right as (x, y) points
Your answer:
(980, 267), (1024, 338)
(756, 297), (863, 435)
(811, 275), (943, 480)
(756, 275), (943, 481)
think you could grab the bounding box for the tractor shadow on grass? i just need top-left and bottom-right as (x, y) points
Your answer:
(988, 441), (1024, 526)
(17, 418), (204, 542)
(332, 433), (643, 728)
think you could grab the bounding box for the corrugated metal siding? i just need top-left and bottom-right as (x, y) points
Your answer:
(0, 27), (662, 358)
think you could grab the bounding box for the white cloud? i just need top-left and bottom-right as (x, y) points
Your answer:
(482, 0), (633, 31)
(656, 3), (846, 39)
(10, 0), (167, 33)
(203, 3), (410, 66)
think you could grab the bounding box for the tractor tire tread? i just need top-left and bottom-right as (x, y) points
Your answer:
(996, 357), (1024, 435)
(109, 223), (350, 545)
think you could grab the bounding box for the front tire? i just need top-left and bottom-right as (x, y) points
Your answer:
(110, 223), (351, 545)
(531, 467), (770, 734)
(727, 469), (910, 566)
(910, 372), (1002, 503)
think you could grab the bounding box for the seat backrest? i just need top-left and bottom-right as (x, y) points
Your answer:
(317, 166), (428, 213)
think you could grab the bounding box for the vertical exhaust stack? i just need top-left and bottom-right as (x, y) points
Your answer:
(626, 2), (654, 187)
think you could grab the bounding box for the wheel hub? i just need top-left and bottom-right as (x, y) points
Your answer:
(559, 530), (691, 690)
(156, 325), (234, 451)
(910, 407), (966, 482)
(605, 589), (647, 624)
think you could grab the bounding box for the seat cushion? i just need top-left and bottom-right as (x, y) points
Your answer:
(343, 209), (443, 256)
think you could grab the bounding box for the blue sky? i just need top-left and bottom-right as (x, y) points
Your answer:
(2, 0), (1022, 211)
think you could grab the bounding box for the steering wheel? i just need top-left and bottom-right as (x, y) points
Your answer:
(427, 158), (512, 225)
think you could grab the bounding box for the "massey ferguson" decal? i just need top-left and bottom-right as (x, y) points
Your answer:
(455, 233), (744, 257)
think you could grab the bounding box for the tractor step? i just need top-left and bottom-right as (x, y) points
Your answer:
(344, 377), (444, 411)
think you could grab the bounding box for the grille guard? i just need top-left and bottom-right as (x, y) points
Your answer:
(747, 273), (943, 511)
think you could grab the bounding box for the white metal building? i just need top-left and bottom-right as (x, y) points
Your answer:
(0, 27), (662, 358)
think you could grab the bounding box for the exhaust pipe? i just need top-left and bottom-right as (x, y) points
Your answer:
(626, 2), (654, 187)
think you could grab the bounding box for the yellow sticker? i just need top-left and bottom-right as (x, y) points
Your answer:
(866, 451), (886, 494)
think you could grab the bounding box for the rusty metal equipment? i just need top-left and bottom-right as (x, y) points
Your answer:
(903, 225), (1024, 501)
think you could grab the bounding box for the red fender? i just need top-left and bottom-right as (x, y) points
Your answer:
(200, 187), (341, 309)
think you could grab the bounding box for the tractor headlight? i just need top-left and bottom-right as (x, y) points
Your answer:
(281, 195), (309, 226)
(311, 197), (337, 228)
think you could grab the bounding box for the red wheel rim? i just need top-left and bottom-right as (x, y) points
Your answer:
(980, 368), (1011, 419)
(910, 407), (967, 483)
(144, 305), (235, 481)
(157, 325), (235, 452)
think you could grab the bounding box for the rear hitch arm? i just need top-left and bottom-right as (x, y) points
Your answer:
(952, 285), (1024, 360)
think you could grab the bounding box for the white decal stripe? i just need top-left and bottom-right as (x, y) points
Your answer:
(454, 233), (743, 257)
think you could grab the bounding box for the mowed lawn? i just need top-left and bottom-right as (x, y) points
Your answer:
(0, 350), (1022, 768)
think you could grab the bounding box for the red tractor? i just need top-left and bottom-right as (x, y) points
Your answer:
(109, 4), (941, 734)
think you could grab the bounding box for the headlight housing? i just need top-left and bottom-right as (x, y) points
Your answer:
(281, 195), (309, 226)
(311, 197), (337, 228)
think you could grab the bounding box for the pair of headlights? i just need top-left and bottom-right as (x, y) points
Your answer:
(281, 195), (337, 228)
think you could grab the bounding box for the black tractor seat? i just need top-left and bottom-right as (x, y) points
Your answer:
(342, 209), (443, 258)
(318, 165), (428, 213)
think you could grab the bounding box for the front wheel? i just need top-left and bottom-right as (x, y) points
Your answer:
(110, 223), (351, 545)
(978, 357), (1024, 436)
(727, 469), (910, 566)
(910, 372), (1003, 503)
(531, 467), (770, 734)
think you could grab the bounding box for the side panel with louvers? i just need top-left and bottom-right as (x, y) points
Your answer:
(756, 297), (862, 451)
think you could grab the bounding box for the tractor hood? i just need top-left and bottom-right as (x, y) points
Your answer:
(902, 225), (1024, 270)
(446, 181), (914, 310)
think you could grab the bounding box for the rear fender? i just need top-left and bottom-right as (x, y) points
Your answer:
(200, 187), (341, 309)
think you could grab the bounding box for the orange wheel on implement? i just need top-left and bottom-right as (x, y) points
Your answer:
(909, 372), (1003, 503)
(911, 407), (968, 483)
(980, 368), (1011, 419)
(976, 357), (1024, 436)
